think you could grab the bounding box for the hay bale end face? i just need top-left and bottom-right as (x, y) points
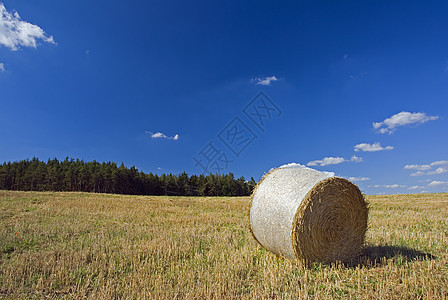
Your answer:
(249, 163), (368, 264)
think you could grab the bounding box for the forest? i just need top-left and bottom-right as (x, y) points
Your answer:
(0, 158), (257, 196)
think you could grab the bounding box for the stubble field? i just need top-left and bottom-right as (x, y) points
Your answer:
(0, 190), (447, 299)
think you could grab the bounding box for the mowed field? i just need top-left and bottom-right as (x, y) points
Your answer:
(1, 190), (447, 299)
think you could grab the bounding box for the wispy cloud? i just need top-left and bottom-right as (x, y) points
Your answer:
(369, 184), (405, 188)
(307, 155), (362, 167)
(408, 185), (424, 190)
(251, 76), (278, 86)
(307, 157), (345, 166)
(418, 179), (432, 183)
(373, 111), (439, 134)
(0, 3), (55, 51)
(427, 166), (448, 175)
(350, 155), (363, 163)
(404, 160), (448, 176)
(348, 177), (370, 182)
(405, 164), (432, 171)
(354, 142), (394, 152)
(145, 131), (179, 140)
(428, 181), (448, 187)
(410, 171), (425, 177)
(0, 62), (4, 72)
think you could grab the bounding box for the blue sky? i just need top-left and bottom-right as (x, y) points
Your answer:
(1, 0), (447, 195)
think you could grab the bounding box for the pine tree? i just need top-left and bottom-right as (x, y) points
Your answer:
(0, 158), (255, 196)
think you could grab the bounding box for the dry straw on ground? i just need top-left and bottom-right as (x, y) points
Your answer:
(1, 190), (447, 298)
(249, 163), (368, 264)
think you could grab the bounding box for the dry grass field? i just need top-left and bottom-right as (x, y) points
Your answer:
(1, 190), (447, 299)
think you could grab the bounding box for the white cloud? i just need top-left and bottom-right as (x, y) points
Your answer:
(0, 3), (55, 51)
(408, 185), (424, 190)
(251, 76), (278, 86)
(307, 155), (363, 167)
(151, 132), (165, 138)
(145, 131), (179, 140)
(369, 184), (403, 188)
(373, 111), (439, 134)
(410, 171), (425, 177)
(418, 179), (432, 183)
(404, 164), (432, 171)
(405, 160), (448, 176)
(428, 181), (448, 187)
(385, 184), (400, 188)
(351, 155), (363, 162)
(307, 157), (346, 166)
(427, 166), (448, 175)
(431, 160), (448, 166)
(0, 62), (4, 71)
(354, 142), (394, 152)
(348, 177), (370, 182)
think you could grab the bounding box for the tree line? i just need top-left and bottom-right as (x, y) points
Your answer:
(0, 157), (257, 196)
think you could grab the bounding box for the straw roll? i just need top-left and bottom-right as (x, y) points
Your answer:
(249, 163), (368, 264)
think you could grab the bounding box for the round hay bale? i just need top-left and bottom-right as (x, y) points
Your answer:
(249, 163), (368, 264)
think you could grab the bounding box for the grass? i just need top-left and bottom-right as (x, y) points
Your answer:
(0, 190), (447, 299)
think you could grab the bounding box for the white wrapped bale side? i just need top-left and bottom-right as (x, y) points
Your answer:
(249, 163), (368, 264)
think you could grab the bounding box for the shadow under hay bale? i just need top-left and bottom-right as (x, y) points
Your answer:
(343, 245), (436, 268)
